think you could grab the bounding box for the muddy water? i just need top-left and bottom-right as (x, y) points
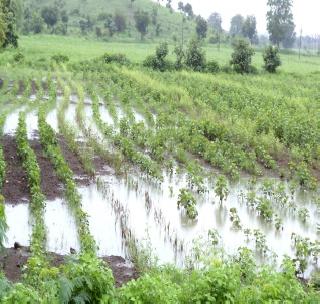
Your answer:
(88, 172), (320, 271)
(4, 204), (31, 248)
(45, 199), (80, 254)
(3, 107), (25, 135)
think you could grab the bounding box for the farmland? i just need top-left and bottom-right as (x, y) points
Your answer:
(0, 35), (320, 301)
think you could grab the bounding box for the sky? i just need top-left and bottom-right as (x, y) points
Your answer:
(168, 0), (320, 36)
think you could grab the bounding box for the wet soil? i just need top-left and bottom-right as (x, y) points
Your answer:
(31, 80), (37, 95)
(2, 136), (30, 204)
(0, 246), (138, 287)
(18, 80), (25, 96)
(57, 136), (92, 186)
(30, 139), (64, 201)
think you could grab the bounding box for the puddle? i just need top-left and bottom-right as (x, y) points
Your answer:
(45, 199), (80, 254)
(25, 111), (38, 139)
(46, 109), (59, 133)
(4, 204), (31, 248)
(3, 108), (25, 135)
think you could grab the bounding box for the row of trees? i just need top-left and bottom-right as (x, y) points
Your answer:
(143, 38), (281, 74)
(179, 0), (296, 48)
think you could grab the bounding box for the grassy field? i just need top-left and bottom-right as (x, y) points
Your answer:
(1, 35), (319, 74)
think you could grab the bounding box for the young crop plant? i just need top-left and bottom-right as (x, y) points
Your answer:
(214, 175), (229, 204)
(0, 195), (8, 250)
(0, 116), (5, 189)
(177, 188), (198, 220)
(229, 208), (242, 230)
(16, 112), (51, 286)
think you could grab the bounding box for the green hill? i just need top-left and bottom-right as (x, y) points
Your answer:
(22, 0), (196, 42)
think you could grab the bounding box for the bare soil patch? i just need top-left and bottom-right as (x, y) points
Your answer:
(30, 139), (64, 201)
(2, 136), (30, 204)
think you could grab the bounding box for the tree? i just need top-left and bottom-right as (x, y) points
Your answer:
(134, 10), (150, 40)
(230, 39), (255, 74)
(30, 12), (44, 34)
(0, 0), (18, 48)
(114, 13), (126, 33)
(0, 2), (6, 46)
(242, 15), (258, 44)
(230, 14), (244, 37)
(143, 42), (170, 71)
(183, 3), (193, 18)
(267, 0), (296, 47)
(104, 14), (116, 36)
(208, 12), (222, 32)
(185, 38), (206, 71)
(263, 45), (281, 73)
(195, 16), (207, 40)
(41, 6), (58, 31)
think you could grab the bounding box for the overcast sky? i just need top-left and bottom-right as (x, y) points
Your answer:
(167, 0), (319, 36)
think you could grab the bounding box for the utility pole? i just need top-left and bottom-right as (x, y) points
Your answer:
(299, 27), (302, 60)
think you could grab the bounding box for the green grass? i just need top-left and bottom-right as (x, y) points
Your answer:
(1, 35), (319, 74)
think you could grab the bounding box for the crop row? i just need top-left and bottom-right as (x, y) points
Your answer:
(38, 110), (95, 254)
(15, 112), (50, 286)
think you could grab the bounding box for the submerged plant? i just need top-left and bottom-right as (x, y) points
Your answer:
(177, 188), (198, 220)
(214, 175), (229, 204)
(229, 208), (242, 230)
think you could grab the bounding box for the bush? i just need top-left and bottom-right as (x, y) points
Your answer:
(185, 38), (206, 71)
(230, 39), (255, 74)
(102, 53), (130, 65)
(13, 52), (25, 63)
(51, 54), (69, 64)
(143, 42), (171, 72)
(263, 45), (281, 73)
(221, 64), (233, 73)
(206, 60), (220, 73)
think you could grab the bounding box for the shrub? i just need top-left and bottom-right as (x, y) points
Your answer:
(51, 54), (69, 64)
(206, 60), (220, 73)
(263, 45), (281, 73)
(185, 38), (206, 71)
(143, 42), (171, 71)
(230, 38), (255, 74)
(102, 53), (130, 65)
(13, 52), (25, 63)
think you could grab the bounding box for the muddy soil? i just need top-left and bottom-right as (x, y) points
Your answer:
(57, 136), (92, 186)
(0, 246), (138, 287)
(2, 136), (30, 204)
(30, 139), (64, 200)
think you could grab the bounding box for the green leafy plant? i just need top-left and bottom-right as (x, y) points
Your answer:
(177, 188), (198, 220)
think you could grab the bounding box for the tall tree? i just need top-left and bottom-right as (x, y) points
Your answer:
(267, 0), (296, 47)
(208, 12), (222, 32)
(134, 10), (150, 40)
(0, 0), (18, 47)
(195, 15), (207, 40)
(183, 3), (193, 18)
(242, 15), (258, 44)
(230, 14), (244, 37)
(41, 6), (58, 31)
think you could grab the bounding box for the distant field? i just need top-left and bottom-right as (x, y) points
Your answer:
(0, 35), (319, 74)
